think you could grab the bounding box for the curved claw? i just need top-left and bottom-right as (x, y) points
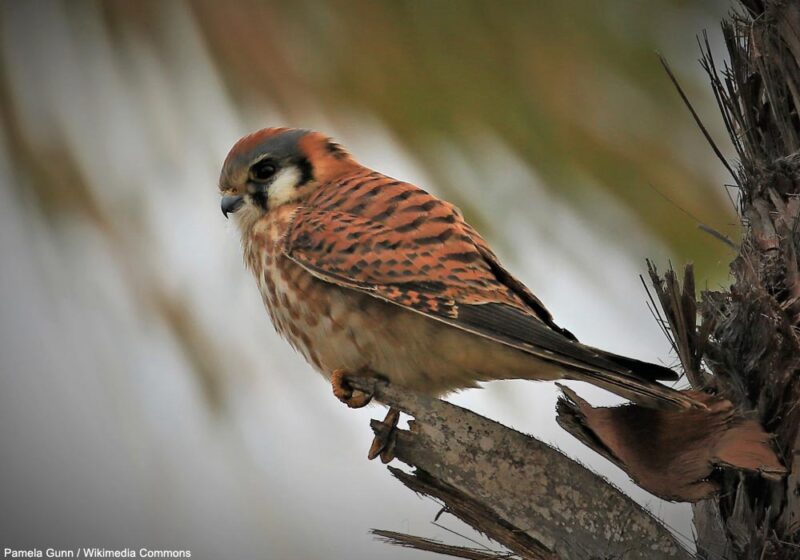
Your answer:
(331, 369), (373, 408)
(368, 407), (400, 463)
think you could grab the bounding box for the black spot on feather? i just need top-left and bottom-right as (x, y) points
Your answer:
(387, 190), (415, 204)
(402, 200), (439, 212)
(326, 141), (348, 160)
(446, 251), (480, 263)
(293, 156), (314, 186)
(396, 216), (426, 233)
(416, 229), (454, 245)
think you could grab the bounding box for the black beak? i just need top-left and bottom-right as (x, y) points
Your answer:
(221, 195), (244, 219)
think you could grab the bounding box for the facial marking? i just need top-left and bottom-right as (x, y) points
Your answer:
(266, 166), (302, 207)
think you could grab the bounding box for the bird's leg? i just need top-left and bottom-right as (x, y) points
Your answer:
(368, 407), (400, 463)
(331, 368), (373, 408)
(329, 369), (398, 462)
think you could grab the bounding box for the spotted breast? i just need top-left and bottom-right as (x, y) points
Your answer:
(243, 171), (545, 395)
(223, 127), (697, 411)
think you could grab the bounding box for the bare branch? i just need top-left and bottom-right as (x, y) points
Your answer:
(350, 377), (693, 560)
(371, 530), (516, 560)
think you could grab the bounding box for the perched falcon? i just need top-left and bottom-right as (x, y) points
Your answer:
(219, 127), (697, 458)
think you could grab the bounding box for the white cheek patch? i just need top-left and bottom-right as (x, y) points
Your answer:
(267, 166), (302, 207)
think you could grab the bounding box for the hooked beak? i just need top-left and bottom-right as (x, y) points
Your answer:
(221, 195), (244, 219)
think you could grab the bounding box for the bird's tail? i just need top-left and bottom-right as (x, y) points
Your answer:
(565, 368), (700, 409)
(550, 346), (702, 410)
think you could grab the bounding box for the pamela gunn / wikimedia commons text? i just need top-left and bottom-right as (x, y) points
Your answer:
(3, 549), (192, 558)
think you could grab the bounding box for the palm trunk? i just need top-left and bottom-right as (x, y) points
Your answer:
(363, 1), (800, 558)
(655, 2), (800, 557)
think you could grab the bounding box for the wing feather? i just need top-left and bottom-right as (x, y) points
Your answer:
(282, 180), (672, 383)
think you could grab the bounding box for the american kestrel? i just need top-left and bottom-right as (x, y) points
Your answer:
(219, 127), (697, 460)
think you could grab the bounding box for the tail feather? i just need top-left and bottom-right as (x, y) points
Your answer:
(569, 370), (699, 409)
(545, 344), (700, 409)
(597, 350), (679, 382)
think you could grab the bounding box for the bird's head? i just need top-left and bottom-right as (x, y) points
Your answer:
(218, 127), (354, 229)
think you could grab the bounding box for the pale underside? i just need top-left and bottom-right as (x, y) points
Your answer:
(232, 172), (693, 410)
(266, 261), (562, 396)
(243, 205), (562, 396)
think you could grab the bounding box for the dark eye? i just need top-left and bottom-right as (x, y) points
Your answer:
(250, 159), (277, 182)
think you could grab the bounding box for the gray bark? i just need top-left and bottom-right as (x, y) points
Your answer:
(351, 377), (692, 560)
(353, 1), (800, 558)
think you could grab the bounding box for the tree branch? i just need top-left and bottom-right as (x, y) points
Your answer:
(349, 377), (692, 560)
(652, 1), (800, 557)
(343, 2), (800, 558)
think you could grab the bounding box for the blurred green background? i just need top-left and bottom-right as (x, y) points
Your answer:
(0, 1), (734, 558)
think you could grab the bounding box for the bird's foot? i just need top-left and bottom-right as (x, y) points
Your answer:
(368, 407), (400, 463)
(331, 368), (373, 408)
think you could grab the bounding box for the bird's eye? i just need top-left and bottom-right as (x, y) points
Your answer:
(250, 159), (277, 182)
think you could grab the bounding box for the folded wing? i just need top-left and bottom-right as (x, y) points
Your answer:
(282, 176), (684, 404)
